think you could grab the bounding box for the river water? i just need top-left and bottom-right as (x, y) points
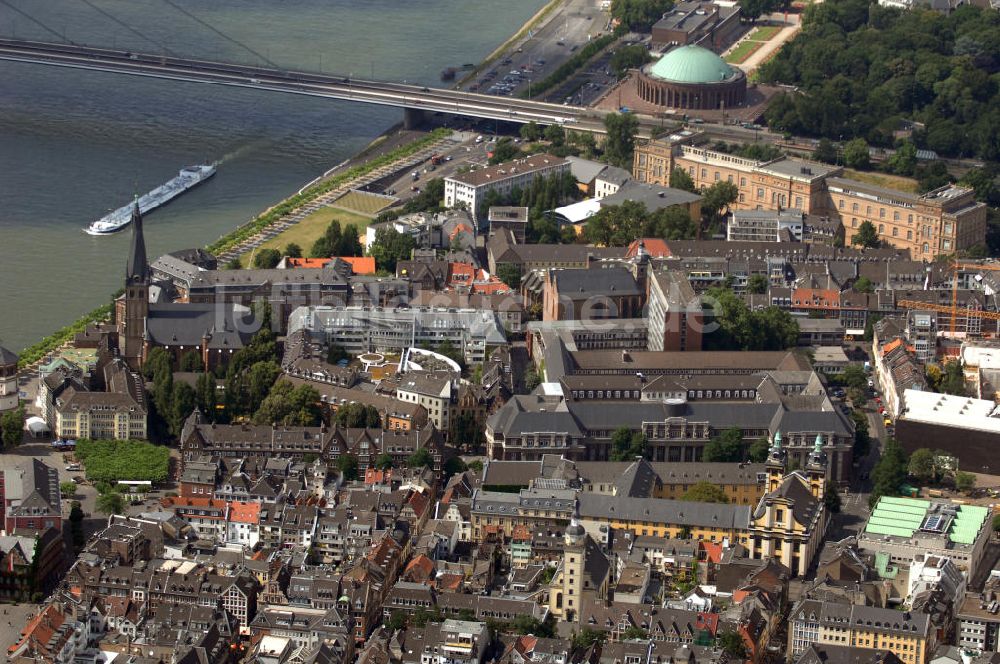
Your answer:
(0, 0), (544, 352)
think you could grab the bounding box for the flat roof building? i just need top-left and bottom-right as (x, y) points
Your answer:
(858, 495), (992, 579)
(444, 154), (569, 220)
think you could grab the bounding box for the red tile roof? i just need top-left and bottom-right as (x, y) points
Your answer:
(228, 501), (261, 524)
(627, 238), (671, 258)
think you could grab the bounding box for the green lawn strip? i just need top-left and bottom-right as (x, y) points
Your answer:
(725, 40), (764, 64)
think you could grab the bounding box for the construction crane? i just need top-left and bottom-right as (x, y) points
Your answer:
(897, 260), (1000, 337)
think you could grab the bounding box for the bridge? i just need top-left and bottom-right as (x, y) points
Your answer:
(0, 38), (610, 131)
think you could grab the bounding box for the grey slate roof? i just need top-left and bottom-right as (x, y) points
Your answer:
(0, 345), (18, 366)
(578, 492), (751, 529)
(602, 181), (702, 212)
(552, 267), (640, 297)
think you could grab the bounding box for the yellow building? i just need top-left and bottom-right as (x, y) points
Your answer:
(829, 177), (986, 260)
(789, 599), (933, 664)
(633, 138), (987, 260)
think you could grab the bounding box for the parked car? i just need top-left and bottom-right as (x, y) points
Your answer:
(66, 463), (82, 471)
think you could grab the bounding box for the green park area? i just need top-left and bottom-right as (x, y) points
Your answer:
(240, 206), (371, 264)
(75, 439), (170, 483)
(725, 40), (763, 65)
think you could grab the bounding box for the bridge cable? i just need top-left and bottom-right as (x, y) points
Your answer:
(0, 0), (75, 44)
(156, 0), (280, 69)
(76, 0), (179, 58)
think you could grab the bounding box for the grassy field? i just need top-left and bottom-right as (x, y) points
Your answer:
(748, 25), (782, 41)
(240, 207), (371, 263)
(334, 190), (395, 216)
(725, 40), (764, 64)
(842, 169), (920, 194)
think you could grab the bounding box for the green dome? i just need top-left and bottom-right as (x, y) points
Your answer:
(648, 44), (735, 84)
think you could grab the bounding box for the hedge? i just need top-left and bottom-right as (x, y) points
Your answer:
(75, 438), (170, 484)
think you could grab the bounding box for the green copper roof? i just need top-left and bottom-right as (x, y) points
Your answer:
(648, 45), (735, 84)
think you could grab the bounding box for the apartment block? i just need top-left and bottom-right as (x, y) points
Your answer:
(444, 153), (569, 219)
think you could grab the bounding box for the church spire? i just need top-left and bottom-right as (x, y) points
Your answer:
(126, 200), (149, 284)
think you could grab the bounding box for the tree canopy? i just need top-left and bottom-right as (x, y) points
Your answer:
(703, 427), (743, 462)
(610, 44), (654, 77)
(610, 427), (647, 461)
(369, 227), (416, 273)
(681, 481), (730, 503)
(703, 287), (799, 351)
(310, 219), (363, 258)
(851, 221), (881, 249)
(760, 1), (1000, 161)
(610, 0), (674, 31)
(603, 112), (639, 168)
(253, 248), (281, 269)
(584, 200), (696, 246)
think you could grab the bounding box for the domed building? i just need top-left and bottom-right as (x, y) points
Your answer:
(636, 44), (746, 110)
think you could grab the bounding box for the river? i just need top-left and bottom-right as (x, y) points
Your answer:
(0, 0), (545, 353)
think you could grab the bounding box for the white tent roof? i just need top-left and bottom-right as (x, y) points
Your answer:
(553, 198), (602, 224)
(25, 416), (49, 433)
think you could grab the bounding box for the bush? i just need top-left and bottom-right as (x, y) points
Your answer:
(75, 439), (170, 483)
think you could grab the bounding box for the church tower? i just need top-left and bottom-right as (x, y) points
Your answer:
(806, 433), (828, 500)
(765, 431), (786, 492)
(122, 202), (149, 370)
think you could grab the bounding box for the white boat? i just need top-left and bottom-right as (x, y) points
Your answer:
(85, 164), (217, 235)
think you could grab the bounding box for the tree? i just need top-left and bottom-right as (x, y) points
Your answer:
(327, 344), (350, 365)
(908, 448), (937, 484)
(603, 112), (639, 169)
(96, 490), (125, 516)
(489, 137), (521, 165)
(520, 121), (542, 142)
(703, 427), (743, 462)
(747, 274), (769, 294)
(60, 481), (77, 498)
(670, 167), (697, 193)
(253, 381), (322, 426)
(870, 438), (908, 507)
(993, 513), (1000, 533)
(178, 351), (203, 372)
(451, 412), (482, 451)
(497, 264), (522, 289)
(853, 276), (874, 293)
(887, 141), (917, 176)
(681, 481), (730, 504)
(842, 365), (868, 391)
(938, 361), (967, 396)
(170, 381), (197, 438)
(610, 44), (653, 77)
(334, 403), (382, 428)
(443, 457), (468, 480)
(311, 220), (343, 258)
(0, 406), (23, 448)
(194, 371), (218, 422)
(955, 471), (976, 493)
(544, 124), (566, 146)
(703, 287), (798, 351)
(812, 138), (838, 164)
(621, 626), (649, 640)
(408, 447), (435, 470)
(572, 627), (607, 650)
(824, 482), (841, 513)
(336, 454), (359, 481)
(224, 257), (241, 270)
(852, 221), (880, 248)
(610, 427), (647, 461)
(748, 438), (770, 463)
(253, 248), (281, 269)
(523, 366), (542, 392)
(611, 0), (674, 31)
(284, 242), (303, 259)
(369, 227), (416, 273)
(701, 181), (739, 228)
(374, 453), (394, 470)
(387, 610), (407, 631)
(718, 630), (747, 659)
(843, 138), (870, 170)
